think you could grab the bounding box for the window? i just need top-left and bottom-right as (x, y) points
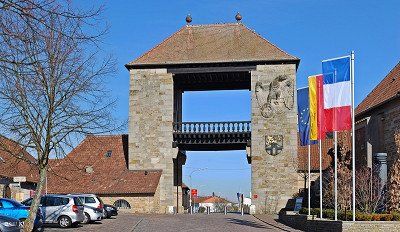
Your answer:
(113, 199), (131, 209)
(0, 156), (4, 163)
(105, 150), (112, 158)
(0, 200), (14, 208)
(73, 197), (83, 206)
(85, 197), (96, 203)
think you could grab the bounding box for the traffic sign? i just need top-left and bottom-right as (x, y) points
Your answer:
(13, 176), (26, 183)
(191, 189), (198, 197)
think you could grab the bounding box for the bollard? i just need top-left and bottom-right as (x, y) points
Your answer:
(224, 205), (227, 215)
(241, 206), (244, 216)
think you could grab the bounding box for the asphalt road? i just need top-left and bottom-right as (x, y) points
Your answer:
(42, 212), (299, 232)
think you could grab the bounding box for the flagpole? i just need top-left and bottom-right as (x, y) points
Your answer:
(319, 140), (323, 219)
(334, 131), (338, 221)
(351, 51), (356, 221)
(308, 144), (311, 216)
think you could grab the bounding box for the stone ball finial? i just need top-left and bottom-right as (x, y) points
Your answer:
(186, 14), (192, 24)
(235, 12), (242, 22)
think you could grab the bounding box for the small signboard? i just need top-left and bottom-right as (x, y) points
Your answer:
(294, 197), (303, 212)
(191, 189), (198, 197)
(13, 176), (26, 183)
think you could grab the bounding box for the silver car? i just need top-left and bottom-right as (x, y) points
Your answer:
(71, 194), (105, 219)
(22, 195), (85, 228)
(69, 195), (102, 224)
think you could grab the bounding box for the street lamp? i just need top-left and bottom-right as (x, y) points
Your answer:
(189, 168), (207, 214)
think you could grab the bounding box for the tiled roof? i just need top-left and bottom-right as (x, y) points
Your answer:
(194, 196), (230, 204)
(356, 61), (400, 116)
(0, 136), (38, 182)
(47, 135), (161, 195)
(297, 131), (351, 172)
(126, 23), (299, 67)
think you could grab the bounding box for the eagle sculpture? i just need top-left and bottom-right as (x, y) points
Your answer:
(255, 75), (294, 118)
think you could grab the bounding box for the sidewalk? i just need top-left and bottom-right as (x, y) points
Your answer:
(253, 214), (303, 232)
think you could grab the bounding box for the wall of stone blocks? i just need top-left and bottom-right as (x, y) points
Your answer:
(251, 64), (301, 214)
(128, 68), (179, 213)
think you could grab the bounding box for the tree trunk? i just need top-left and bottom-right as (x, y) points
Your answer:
(24, 167), (47, 232)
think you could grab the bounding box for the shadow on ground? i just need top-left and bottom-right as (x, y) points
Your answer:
(226, 218), (268, 229)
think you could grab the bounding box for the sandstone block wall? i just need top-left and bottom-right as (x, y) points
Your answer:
(251, 64), (300, 214)
(128, 68), (179, 213)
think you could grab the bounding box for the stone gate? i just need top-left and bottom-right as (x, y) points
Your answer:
(125, 18), (300, 214)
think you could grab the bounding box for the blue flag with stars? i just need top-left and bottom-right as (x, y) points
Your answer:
(297, 87), (317, 146)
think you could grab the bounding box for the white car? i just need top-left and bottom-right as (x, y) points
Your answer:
(70, 194), (105, 220)
(22, 195), (85, 228)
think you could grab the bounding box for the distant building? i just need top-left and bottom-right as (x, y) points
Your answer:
(194, 195), (232, 213)
(46, 134), (187, 213)
(0, 136), (38, 201)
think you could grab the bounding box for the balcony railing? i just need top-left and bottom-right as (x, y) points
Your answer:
(172, 121), (251, 151)
(173, 121), (251, 133)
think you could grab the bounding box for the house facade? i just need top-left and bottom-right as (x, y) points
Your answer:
(355, 62), (400, 182)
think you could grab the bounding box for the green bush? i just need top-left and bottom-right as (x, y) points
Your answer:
(198, 206), (205, 213)
(391, 211), (400, 221)
(294, 208), (400, 221)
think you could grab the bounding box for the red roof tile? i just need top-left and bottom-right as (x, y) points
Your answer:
(193, 196), (231, 204)
(0, 136), (38, 182)
(126, 23), (298, 67)
(356, 62), (400, 116)
(47, 135), (161, 195)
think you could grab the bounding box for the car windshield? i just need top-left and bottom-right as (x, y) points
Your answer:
(73, 197), (83, 206)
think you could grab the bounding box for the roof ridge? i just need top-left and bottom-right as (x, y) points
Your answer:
(356, 61), (400, 115)
(187, 23), (241, 27)
(241, 24), (299, 60)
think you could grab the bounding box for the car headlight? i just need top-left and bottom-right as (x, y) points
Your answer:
(1, 221), (19, 227)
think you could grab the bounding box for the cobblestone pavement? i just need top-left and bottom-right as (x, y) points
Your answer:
(42, 213), (141, 232)
(42, 213), (298, 232)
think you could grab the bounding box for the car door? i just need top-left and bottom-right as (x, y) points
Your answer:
(0, 200), (9, 217)
(43, 196), (60, 223)
(0, 200), (17, 219)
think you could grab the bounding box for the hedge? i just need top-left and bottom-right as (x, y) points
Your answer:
(298, 208), (400, 221)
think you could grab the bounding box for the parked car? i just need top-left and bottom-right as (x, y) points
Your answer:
(21, 195), (84, 228)
(68, 195), (102, 224)
(103, 204), (118, 218)
(0, 198), (42, 230)
(70, 194), (107, 219)
(0, 215), (21, 232)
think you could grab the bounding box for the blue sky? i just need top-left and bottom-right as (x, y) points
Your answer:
(80, 0), (399, 202)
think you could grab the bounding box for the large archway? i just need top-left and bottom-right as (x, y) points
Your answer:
(126, 22), (300, 214)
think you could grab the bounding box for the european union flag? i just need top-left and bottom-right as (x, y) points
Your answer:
(297, 87), (317, 146)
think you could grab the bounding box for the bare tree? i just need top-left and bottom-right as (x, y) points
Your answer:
(0, 1), (116, 231)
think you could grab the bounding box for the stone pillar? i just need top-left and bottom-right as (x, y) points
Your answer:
(128, 68), (178, 213)
(251, 64), (300, 214)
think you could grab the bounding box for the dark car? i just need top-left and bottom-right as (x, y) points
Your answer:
(0, 215), (21, 232)
(0, 198), (42, 230)
(103, 204), (118, 218)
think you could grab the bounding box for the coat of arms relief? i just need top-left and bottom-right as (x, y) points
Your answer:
(255, 75), (294, 118)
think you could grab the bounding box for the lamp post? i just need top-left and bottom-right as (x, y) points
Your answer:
(189, 168), (207, 214)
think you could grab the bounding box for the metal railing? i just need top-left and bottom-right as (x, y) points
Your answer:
(173, 121), (251, 133)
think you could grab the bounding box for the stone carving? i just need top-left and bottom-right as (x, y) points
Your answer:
(255, 75), (294, 118)
(265, 135), (283, 156)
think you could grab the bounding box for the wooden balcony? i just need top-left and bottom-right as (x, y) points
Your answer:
(172, 121), (251, 151)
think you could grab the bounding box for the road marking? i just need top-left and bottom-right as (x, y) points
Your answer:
(131, 218), (143, 231)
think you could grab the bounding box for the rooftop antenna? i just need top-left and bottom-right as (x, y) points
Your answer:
(186, 14), (192, 25)
(235, 12), (242, 23)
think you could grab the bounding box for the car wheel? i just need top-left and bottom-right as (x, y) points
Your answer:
(103, 210), (108, 219)
(83, 213), (90, 224)
(58, 216), (72, 228)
